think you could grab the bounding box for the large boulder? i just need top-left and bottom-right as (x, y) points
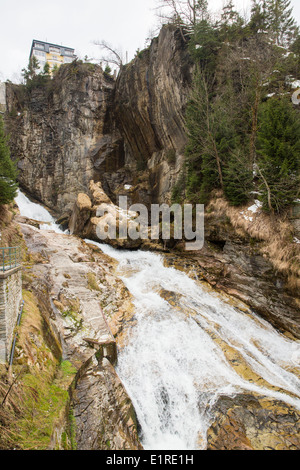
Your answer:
(69, 193), (92, 235)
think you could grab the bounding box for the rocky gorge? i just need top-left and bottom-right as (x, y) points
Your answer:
(1, 24), (300, 450)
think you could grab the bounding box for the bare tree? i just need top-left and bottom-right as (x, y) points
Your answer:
(155, 0), (209, 42)
(93, 40), (124, 71)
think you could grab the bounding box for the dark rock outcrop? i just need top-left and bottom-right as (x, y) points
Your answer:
(6, 64), (119, 214)
(113, 25), (193, 204)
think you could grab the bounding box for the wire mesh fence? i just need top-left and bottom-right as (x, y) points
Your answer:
(0, 247), (21, 272)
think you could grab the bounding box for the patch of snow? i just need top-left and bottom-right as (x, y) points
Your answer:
(293, 237), (300, 244)
(291, 80), (300, 89)
(247, 200), (263, 213)
(240, 200), (262, 222)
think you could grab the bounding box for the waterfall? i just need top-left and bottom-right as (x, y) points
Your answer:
(15, 190), (64, 233)
(87, 241), (300, 450)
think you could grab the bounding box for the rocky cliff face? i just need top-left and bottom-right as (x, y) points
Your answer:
(6, 63), (121, 215)
(6, 25), (192, 216)
(113, 25), (193, 205)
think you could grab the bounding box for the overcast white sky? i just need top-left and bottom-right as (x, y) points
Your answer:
(0, 0), (300, 82)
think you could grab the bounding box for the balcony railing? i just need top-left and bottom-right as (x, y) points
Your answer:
(0, 247), (21, 272)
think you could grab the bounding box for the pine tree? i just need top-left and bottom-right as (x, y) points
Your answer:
(190, 19), (222, 73)
(21, 56), (40, 83)
(0, 117), (18, 205)
(185, 69), (225, 203)
(223, 149), (253, 206)
(257, 97), (300, 212)
(219, 0), (245, 42)
(42, 62), (51, 76)
(265, 0), (298, 46)
(248, 0), (268, 35)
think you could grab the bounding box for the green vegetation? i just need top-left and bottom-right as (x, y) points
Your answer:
(104, 64), (112, 76)
(21, 56), (52, 90)
(257, 97), (300, 212)
(0, 116), (18, 205)
(0, 289), (78, 450)
(165, 148), (177, 164)
(172, 0), (300, 213)
(87, 272), (101, 292)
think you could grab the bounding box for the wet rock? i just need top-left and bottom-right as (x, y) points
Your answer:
(207, 393), (300, 450)
(72, 355), (143, 450)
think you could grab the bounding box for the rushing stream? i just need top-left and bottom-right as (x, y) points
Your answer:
(15, 190), (64, 233)
(93, 242), (300, 450)
(15, 191), (300, 450)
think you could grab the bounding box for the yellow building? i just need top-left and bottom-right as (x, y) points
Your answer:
(30, 40), (76, 73)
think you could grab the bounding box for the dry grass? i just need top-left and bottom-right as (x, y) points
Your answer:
(207, 193), (300, 292)
(0, 203), (24, 248)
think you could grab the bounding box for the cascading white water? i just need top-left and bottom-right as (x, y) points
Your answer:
(87, 241), (300, 450)
(15, 190), (64, 233)
(13, 191), (299, 449)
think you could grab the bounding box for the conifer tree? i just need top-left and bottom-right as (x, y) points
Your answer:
(42, 62), (51, 76)
(219, 0), (244, 41)
(21, 56), (40, 83)
(190, 19), (221, 73)
(248, 0), (268, 35)
(185, 69), (224, 203)
(257, 97), (300, 212)
(265, 0), (298, 46)
(223, 149), (253, 206)
(0, 117), (18, 205)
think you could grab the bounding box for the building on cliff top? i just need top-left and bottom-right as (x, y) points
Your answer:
(30, 40), (76, 73)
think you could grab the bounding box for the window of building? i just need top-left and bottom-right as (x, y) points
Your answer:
(34, 50), (46, 58)
(64, 57), (73, 63)
(65, 49), (74, 56)
(34, 43), (45, 50)
(49, 47), (60, 54)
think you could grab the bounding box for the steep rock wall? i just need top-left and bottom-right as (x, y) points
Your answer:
(113, 25), (193, 204)
(6, 64), (123, 215)
(5, 25), (193, 214)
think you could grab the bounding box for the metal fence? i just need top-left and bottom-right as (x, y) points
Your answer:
(0, 247), (21, 272)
